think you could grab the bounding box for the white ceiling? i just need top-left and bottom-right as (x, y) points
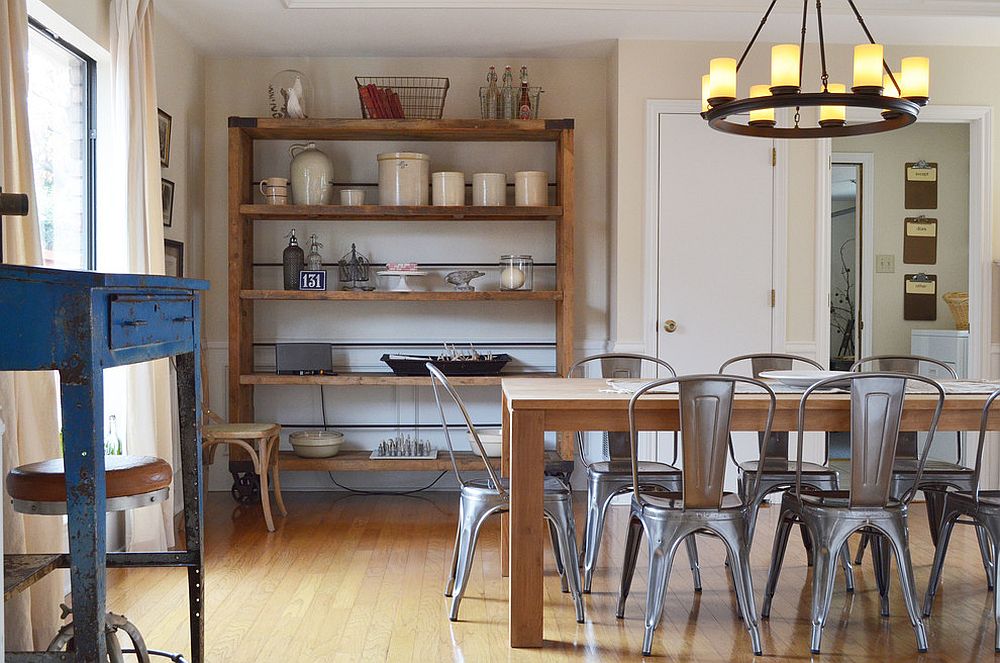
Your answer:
(157, 0), (1000, 57)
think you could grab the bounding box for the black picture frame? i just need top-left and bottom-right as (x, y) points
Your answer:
(164, 239), (184, 278)
(158, 108), (172, 167)
(161, 178), (175, 227)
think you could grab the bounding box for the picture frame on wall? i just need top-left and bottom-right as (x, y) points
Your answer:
(158, 108), (172, 167)
(161, 178), (175, 227)
(164, 239), (184, 278)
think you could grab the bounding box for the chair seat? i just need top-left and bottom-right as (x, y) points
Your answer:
(203, 422), (280, 440)
(589, 460), (680, 476)
(892, 458), (974, 475)
(639, 491), (744, 511)
(740, 460), (838, 475)
(788, 489), (904, 510)
(947, 489), (1000, 508)
(462, 476), (570, 498)
(7, 455), (172, 503)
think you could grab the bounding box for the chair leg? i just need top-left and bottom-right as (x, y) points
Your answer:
(978, 524), (995, 591)
(269, 434), (287, 517)
(762, 508), (795, 619)
(685, 535), (702, 593)
(548, 502), (586, 623)
(871, 534), (891, 618)
(616, 514), (644, 619)
(449, 503), (491, 622)
(642, 534), (681, 657)
(923, 502), (961, 617)
(800, 523), (815, 567)
(840, 542), (855, 593)
(925, 489), (945, 547)
(808, 524), (851, 654)
(548, 519), (569, 594)
(444, 500), (465, 597)
(717, 521), (763, 656)
(880, 515), (929, 653)
(256, 439), (276, 532)
(582, 482), (611, 593)
(855, 531), (870, 565)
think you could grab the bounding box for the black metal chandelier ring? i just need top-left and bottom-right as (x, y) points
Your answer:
(704, 92), (920, 139)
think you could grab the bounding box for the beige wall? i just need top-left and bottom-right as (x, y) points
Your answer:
(834, 123), (970, 356)
(611, 39), (1000, 353)
(36, 0), (108, 47)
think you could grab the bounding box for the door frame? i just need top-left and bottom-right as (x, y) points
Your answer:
(641, 99), (788, 459)
(824, 152), (875, 364)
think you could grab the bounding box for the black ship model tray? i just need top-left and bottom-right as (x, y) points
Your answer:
(381, 352), (512, 376)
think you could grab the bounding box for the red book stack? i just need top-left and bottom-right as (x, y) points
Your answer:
(360, 84), (405, 119)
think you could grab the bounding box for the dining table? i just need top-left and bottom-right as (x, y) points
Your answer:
(498, 376), (1000, 648)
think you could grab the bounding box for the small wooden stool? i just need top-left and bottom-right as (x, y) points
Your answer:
(202, 422), (286, 532)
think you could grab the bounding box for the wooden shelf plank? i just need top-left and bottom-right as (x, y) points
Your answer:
(240, 204), (562, 221)
(277, 449), (567, 472)
(240, 290), (562, 302)
(240, 372), (560, 386)
(5, 553), (66, 600)
(229, 117), (574, 141)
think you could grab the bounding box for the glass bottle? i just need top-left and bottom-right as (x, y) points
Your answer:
(518, 66), (532, 120)
(105, 414), (123, 456)
(283, 229), (305, 290)
(485, 66), (500, 119)
(306, 234), (324, 271)
(500, 66), (515, 119)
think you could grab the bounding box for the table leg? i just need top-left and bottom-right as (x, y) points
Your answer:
(509, 409), (544, 648)
(176, 350), (205, 662)
(61, 374), (108, 663)
(500, 391), (510, 578)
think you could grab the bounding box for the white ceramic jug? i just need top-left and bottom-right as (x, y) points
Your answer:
(288, 143), (333, 205)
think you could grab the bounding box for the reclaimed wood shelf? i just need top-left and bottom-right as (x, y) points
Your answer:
(240, 204), (562, 221)
(240, 289), (563, 302)
(229, 117), (573, 141)
(5, 553), (66, 600)
(278, 449), (567, 473)
(240, 372), (560, 386)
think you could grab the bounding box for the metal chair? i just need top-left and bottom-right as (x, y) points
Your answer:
(616, 375), (774, 657)
(850, 355), (992, 587)
(924, 387), (1000, 650)
(760, 372), (945, 654)
(719, 353), (854, 591)
(569, 352), (701, 594)
(428, 364), (585, 623)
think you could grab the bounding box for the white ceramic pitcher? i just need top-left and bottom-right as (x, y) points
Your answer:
(289, 142), (333, 205)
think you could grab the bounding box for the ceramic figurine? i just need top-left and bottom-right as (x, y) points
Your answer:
(445, 270), (486, 292)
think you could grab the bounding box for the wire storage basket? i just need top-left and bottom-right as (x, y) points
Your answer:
(479, 86), (543, 119)
(355, 76), (450, 119)
(943, 291), (969, 330)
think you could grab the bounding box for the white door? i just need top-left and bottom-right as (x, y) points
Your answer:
(655, 112), (777, 483)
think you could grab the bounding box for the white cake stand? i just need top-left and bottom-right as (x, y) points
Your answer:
(377, 270), (428, 292)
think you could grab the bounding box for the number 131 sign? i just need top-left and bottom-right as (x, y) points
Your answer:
(299, 270), (327, 291)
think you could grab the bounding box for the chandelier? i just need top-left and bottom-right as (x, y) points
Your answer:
(701, 0), (929, 138)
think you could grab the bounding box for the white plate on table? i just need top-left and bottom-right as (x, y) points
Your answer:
(758, 370), (850, 389)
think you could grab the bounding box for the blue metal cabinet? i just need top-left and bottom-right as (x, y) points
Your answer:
(0, 264), (209, 663)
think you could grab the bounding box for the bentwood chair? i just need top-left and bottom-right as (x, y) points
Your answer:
(850, 355), (993, 588)
(616, 375), (774, 657)
(428, 364), (585, 623)
(719, 353), (854, 590)
(569, 353), (701, 594)
(924, 387), (1000, 650)
(761, 372), (945, 655)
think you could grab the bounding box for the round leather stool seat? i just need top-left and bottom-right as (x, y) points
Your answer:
(7, 455), (172, 515)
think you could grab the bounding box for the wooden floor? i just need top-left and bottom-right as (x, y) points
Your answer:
(106, 491), (997, 662)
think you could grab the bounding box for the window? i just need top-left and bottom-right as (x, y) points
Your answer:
(27, 20), (96, 270)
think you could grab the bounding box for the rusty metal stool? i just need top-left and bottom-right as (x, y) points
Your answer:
(7, 455), (186, 662)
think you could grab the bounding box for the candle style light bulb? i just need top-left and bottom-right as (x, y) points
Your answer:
(701, 74), (711, 113)
(819, 83), (847, 127)
(708, 57), (737, 105)
(901, 56), (930, 104)
(748, 85), (775, 127)
(770, 44), (800, 94)
(852, 44), (885, 94)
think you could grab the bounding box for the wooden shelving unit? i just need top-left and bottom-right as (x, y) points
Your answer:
(228, 117), (576, 474)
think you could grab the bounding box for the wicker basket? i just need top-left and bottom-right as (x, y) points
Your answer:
(943, 291), (969, 330)
(355, 76), (449, 119)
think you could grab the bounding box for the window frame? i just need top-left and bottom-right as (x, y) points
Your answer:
(28, 17), (98, 270)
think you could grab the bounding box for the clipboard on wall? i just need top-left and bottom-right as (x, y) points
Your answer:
(903, 273), (937, 321)
(903, 217), (937, 264)
(905, 160), (938, 209)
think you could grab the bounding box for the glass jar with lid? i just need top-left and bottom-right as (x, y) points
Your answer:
(499, 255), (533, 291)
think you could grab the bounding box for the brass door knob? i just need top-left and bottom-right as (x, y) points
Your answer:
(663, 320), (677, 333)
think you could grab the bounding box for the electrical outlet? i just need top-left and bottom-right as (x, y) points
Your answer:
(876, 254), (895, 274)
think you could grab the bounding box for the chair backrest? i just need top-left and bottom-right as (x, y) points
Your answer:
(851, 354), (958, 459)
(628, 375), (776, 509)
(971, 387), (1000, 500)
(569, 353), (677, 465)
(427, 363), (505, 496)
(794, 372), (945, 508)
(719, 353), (824, 467)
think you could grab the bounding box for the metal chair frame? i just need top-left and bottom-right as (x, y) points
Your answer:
(924, 387), (1000, 651)
(616, 374), (775, 657)
(569, 353), (700, 594)
(761, 372), (945, 654)
(428, 363), (585, 623)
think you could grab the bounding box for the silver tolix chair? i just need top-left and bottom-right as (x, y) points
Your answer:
(427, 364), (585, 624)
(924, 387), (1000, 650)
(850, 355), (992, 588)
(616, 375), (775, 657)
(569, 353), (701, 594)
(761, 372), (945, 655)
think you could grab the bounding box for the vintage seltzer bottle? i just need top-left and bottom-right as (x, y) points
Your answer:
(518, 66), (532, 120)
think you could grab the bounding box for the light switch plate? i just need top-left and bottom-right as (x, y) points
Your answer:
(876, 254), (895, 273)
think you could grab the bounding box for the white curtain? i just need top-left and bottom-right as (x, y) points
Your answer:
(0, 0), (68, 649)
(111, 0), (174, 551)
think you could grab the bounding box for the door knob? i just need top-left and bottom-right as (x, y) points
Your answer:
(663, 320), (677, 333)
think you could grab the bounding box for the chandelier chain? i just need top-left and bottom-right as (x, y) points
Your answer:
(736, 0), (779, 71)
(816, 0), (830, 91)
(797, 0), (808, 88)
